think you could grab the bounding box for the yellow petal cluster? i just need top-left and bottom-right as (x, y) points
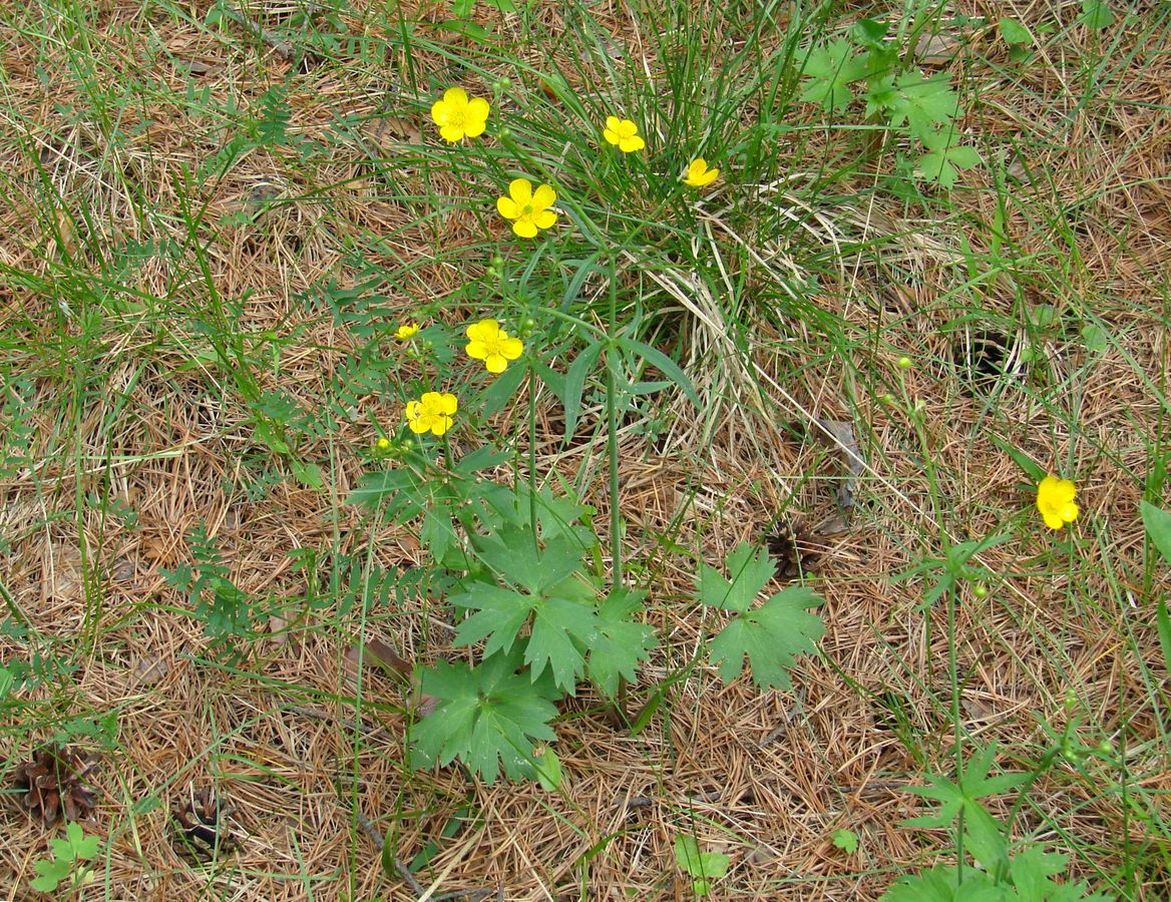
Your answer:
(1036, 475), (1079, 530)
(603, 116), (645, 153)
(405, 391), (458, 436)
(465, 319), (524, 374)
(430, 88), (490, 143)
(682, 157), (719, 188)
(496, 178), (558, 239)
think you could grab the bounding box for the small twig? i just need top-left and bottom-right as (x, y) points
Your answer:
(431, 890), (498, 902)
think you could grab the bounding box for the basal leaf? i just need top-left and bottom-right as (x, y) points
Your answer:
(476, 527), (582, 594)
(698, 543), (776, 614)
(451, 583), (534, 657)
(707, 585), (824, 689)
(799, 39), (868, 112)
(587, 587), (656, 700)
(30, 858), (71, 893)
(526, 594), (595, 691)
(412, 653), (559, 783)
(887, 71), (959, 141)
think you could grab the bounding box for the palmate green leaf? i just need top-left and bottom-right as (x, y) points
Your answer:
(453, 583), (534, 658)
(673, 835), (730, 887)
(831, 828), (859, 854)
(475, 527), (582, 594)
(587, 588), (656, 700)
(454, 529), (598, 691)
(698, 543), (775, 614)
(526, 590), (596, 691)
(30, 857), (72, 893)
(799, 39), (868, 112)
(904, 745), (1028, 870)
(60, 821), (99, 860)
(411, 652), (559, 784)
(707, 585), (824, 690)
(886, 71), (959, 141)
(881, 865), (1000, 902)
(1079, 0), (1114, 30)
(918, 142), (981, 188)
(451, 579), (596, 689)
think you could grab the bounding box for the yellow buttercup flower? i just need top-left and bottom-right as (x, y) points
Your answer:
(405, 391), (458, 436)
(394, 322), (420, 340)
(465, 318), (524, 374)
(603, 116), (645, 153)
(430, 88), (490, 143)
(1036, 475), (1079, 530)
(496, 178), (558, 239)
(682, 157), (719, 187)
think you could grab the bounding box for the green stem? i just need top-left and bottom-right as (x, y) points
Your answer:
(605, 260), (622, 587)
(528, 368), (539, 549)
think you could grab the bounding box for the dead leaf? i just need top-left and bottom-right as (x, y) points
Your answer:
(134, 656), (170, 686)
(43, 544), (83, 601)
(112, 557), (136, 582)
(918, 33), (960, 65)
(813, 512), (851, 536)
(343, 637), (410, 687)
(363, 116), (422, 151)
(268, 614), (289, 646)
(817, 419), (864, 513)
(174, 59), (212, 76)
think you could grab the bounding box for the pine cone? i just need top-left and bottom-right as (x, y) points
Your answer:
(12, 745), (98, 826)
(171, 785), (239, 861)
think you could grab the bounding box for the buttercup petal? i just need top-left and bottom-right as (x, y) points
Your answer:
(509, 178), (533, 204)
(1060, 502), (1079, 522)
(533, 209), (557, 229)
(431, 100), (451, 125)
(500, 336), (523, 359)
(466, 340), (488, 360)
(485, 354), (507, 374)
(531, 184), (556, 209)
(463, 119), (486, 138)
(605, 116), (621, 132)
(467, 97), (490, 121)
(497, 196), (520, 219)
(439, 394), (458, 415)
(513, 219), (538, 238)
(443, 87), (468, 108)
(619, 135), (645, 152)
(1042, 511), (1064, 529)
(439, 123), (465, 142)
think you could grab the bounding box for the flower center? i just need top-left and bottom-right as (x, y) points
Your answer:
(521, 204), (534, 216)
